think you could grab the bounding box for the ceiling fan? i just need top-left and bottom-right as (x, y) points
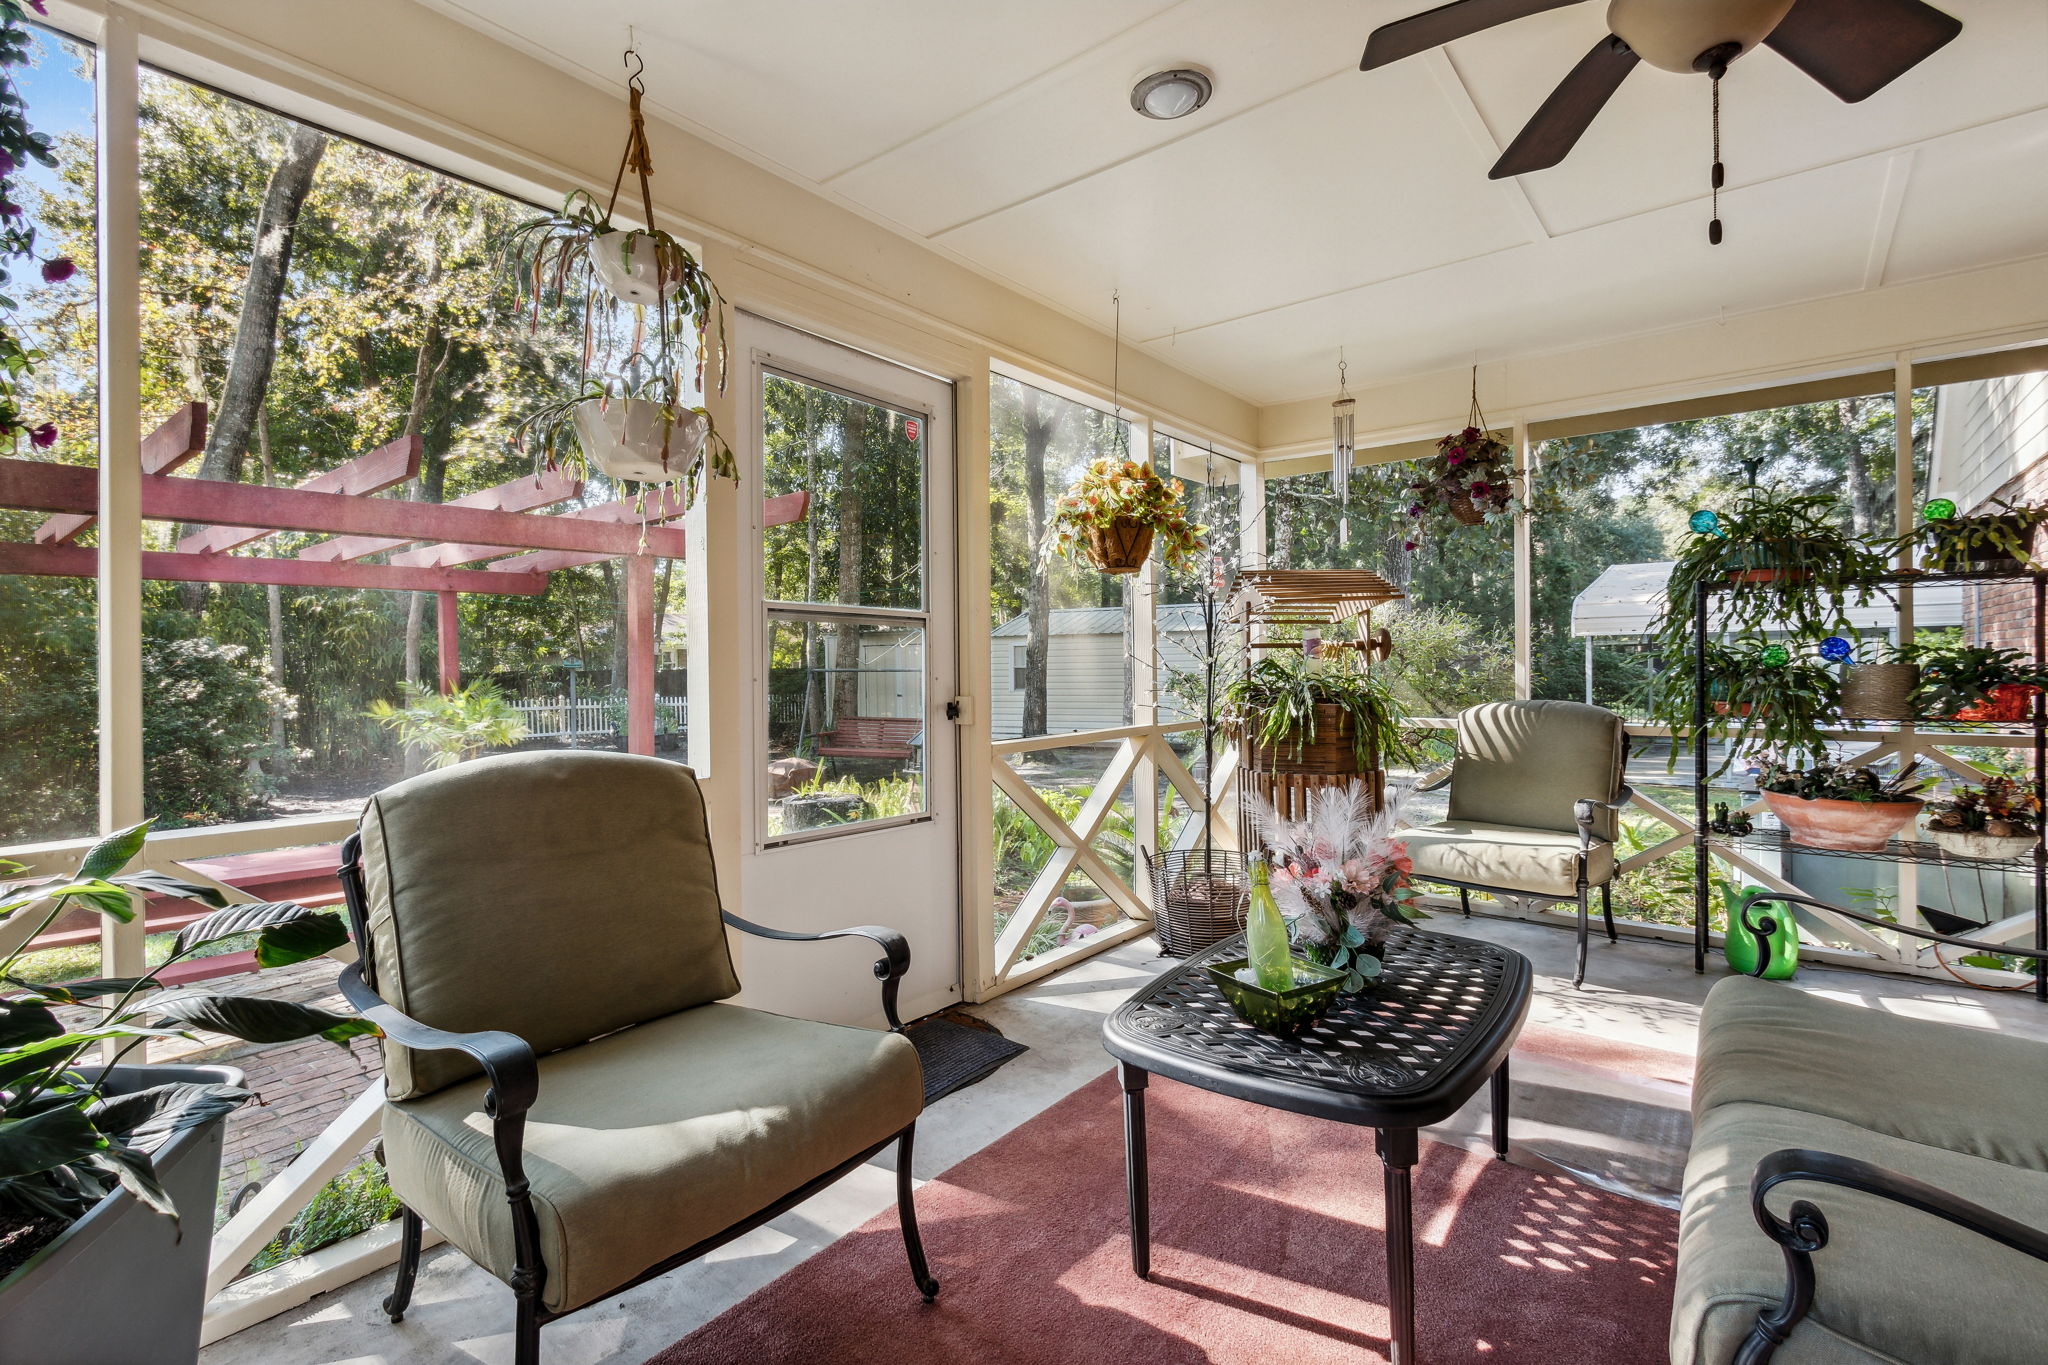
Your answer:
(1361, 0), (1964, 181)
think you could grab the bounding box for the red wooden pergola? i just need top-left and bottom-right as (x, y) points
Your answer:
(0, 401), (806, 754)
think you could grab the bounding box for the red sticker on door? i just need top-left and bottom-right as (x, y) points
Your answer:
(903, 417), (921, 442)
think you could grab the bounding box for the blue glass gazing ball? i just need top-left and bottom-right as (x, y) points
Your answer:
(1689, 509), (1722, 535)
(1818, 636), (1852, 662)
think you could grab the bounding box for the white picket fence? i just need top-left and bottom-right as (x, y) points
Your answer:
(508, 693), (687, 740)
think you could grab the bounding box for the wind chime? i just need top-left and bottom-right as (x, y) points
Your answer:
(1330, 354), (1356, 547)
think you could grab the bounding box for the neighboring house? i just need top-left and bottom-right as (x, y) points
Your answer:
(989, 603), (1216, 739)
(1927, 371), (2048, 653)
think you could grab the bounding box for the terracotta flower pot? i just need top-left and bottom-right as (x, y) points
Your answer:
(1085, 518), (1154, 574)
(1763, 791), (1920, 852)
(1953, 683), (2039, 723)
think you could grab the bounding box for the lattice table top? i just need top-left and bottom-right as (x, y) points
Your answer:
(1103, 927), (1533, 1128)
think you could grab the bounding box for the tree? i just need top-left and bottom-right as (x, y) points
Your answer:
(1018, 387), (1058, 736)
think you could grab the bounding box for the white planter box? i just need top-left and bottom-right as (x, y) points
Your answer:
(571, 397), (707, 484)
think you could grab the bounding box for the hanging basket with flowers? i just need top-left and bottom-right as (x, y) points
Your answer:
(1405, 372), (1516, 543)
(1050, 457), (1206, 576)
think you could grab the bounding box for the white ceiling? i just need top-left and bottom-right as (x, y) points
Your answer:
(419, 0), (2048, 406)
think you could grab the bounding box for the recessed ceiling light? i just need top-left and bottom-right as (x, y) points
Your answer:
(1131, 68), (1212, 120)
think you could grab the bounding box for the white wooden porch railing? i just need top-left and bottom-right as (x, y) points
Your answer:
(507, 692), (687, 740)
(986, 721), (1237, 996)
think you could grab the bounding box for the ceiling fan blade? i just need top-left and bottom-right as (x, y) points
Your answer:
(1362, 0), (1585, 70)
(1764, 0), (1962, 103)
(1489, 37), (1639, 179)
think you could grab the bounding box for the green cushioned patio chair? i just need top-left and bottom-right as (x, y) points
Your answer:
(335, 751), (935, 1365)
(1406, 699), (1632, 989)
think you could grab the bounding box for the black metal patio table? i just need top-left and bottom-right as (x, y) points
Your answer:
(1100, 926), (1533, 1365)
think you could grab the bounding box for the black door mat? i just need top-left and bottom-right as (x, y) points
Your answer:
(905, 1014), (1028, 1105)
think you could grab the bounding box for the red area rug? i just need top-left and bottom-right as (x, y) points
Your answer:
(649, 1042), (1681, 1365)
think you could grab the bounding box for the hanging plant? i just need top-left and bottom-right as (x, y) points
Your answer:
(504, 53), (733, 495)
(1048, 457), (1205, 575)
(1405, 371), (1515, 544)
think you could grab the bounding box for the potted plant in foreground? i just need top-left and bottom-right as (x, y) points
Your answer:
(1759, 758), (1932, 852)
(0, 822), (370, 1363)
(1048, 457), (1205, 575)
(1922, 775), (2041, 860)
(1909, 496), (2048, 573)
(1226, 647), (1412, 785)
(1907, 639), (2048, 722)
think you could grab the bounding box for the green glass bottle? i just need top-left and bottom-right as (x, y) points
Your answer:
(1246, 854), (1293, 992)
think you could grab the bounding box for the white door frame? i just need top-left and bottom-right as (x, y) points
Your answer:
(735, 312), (962, 1026)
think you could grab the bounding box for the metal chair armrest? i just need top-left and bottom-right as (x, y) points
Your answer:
(1735, 890), (2048, 980)
(720, 910), (913, 1029)
(1574, 785), (1635, 850)
(1738, 1147), (2048, 1363)
(338, 962), (539, 1119)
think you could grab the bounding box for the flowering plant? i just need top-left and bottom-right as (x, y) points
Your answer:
(0, 1), (71, 454)
(1256, 783), (1426, 992)
(1048, 456), (1206, 572)
(1403, 426), (1514, 546)
(1924, 775), (2041, 839)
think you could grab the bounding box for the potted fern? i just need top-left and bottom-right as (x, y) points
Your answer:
(1226, 650), (1412, 782)
(0, 822), (369, 1362)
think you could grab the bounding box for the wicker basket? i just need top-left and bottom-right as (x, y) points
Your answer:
(1144, 847), (1249, 958)
(1840, 663), (1920, 721)
(1445, 493), (1486, 526)
(1085, 518), (1154, 574)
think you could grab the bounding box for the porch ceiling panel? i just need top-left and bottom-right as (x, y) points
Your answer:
(421, 0), (2048, 405)
(1142, 157), (1887, 403)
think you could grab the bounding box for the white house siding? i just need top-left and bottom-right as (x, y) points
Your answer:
(988, 604), (1214, 739)
(1933, 372), (2048, 511)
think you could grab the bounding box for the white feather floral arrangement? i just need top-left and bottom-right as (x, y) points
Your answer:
(1256, 782), (1426, 991)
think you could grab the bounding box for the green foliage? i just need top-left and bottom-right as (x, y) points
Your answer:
(0, 823), (361, 1233)
(1910, 498), (2048, 572)
(1405, 425), (1515, 527)
(0, 1), (65, 454)
(366, 681), (528, 770)
(1638, 636), (1842, 774)
(1376, 605), (1513, 717)
(1758, 757), (1930, 804)
(1048, 456), (1206, 573)
(244, 1159), (398, 1273)
(1226, 650), (1413, 771)
(1904, 639), (2048, 716)
(142, 625), (294, 828)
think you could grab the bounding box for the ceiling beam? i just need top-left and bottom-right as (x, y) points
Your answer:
(0, 541), (547, 596)
(296, 468), (584, 562)
(34, 402), (207, 544)
(483, 491), (812, 575)
(384, 482), (699, 570)
(0, 458), (688, 559)
(178, 436), (423, 555)
(1864, 150), (1914, 291)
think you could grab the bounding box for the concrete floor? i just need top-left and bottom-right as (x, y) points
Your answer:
(200, 913), (2048, 1365)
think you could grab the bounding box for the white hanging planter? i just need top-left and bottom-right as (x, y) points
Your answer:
(571, 398), (708, 484)
(587, 230), (681, 307)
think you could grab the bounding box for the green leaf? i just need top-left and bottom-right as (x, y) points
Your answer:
(0, 1105), (106, 1180)
(85, 1144), (177, 1221)
(78, 822), (152, 880)
(3, 976), (159, 1004)
(0, 878), (134, 923)
(0, 998), (62, 1048)
(114, 869), (228, 908)
(1341, 926), (1365, 948)
(254, 912), (350, 969)
(1342, 970), (1365, 992)
(174, 901), (325, 955)
(1358, 956), (1385, 979)
(89, 1082), (250, 1147)
(148, 992), (374, 1046)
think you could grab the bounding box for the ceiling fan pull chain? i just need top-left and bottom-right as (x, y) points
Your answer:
(1708, 73), (1724, 245)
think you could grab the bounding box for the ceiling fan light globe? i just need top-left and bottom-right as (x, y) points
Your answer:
(1131, 68), (1213, 120)
(1606, 0), (1799, 73)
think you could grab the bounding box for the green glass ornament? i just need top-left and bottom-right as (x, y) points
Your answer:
(1761, 644), (1789, 667)
(1923, 497), (1957, 521)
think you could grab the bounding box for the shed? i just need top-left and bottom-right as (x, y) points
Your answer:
(989, 603), (1212, 739)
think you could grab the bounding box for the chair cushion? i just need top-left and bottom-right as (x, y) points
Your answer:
(1673, 1100), (2048, 1365)
(381, 1001), (923, 1314)
(1696, 974), (2048, 1171)
(1448, 700), (1626, 838)
(359, 751), (741, 1099)
(1402, 821), (1612, 899)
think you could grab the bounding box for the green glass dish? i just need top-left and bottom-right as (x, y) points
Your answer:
(1204, 954), (1347, 1036)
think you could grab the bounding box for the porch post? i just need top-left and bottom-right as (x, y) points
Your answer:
(435, 591), (460, 696)
(96, 7), (146, 982)
(1513, 418), (1534, 700)
(626, 554), (655, 755)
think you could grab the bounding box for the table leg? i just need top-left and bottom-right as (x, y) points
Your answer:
(1378, 1126), (1419, 1365)
(1491, 1057), (1511, 1161)
(1119, 1061), (1151, 1279)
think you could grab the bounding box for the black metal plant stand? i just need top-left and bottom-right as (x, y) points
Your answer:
(1689, 568), (2048, 1000)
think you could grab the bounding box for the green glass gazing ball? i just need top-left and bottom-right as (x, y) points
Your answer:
(1761, 645), (1790, 667)
(1689, 509), (1722, 535)
(1924, 498), (1958, 521)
